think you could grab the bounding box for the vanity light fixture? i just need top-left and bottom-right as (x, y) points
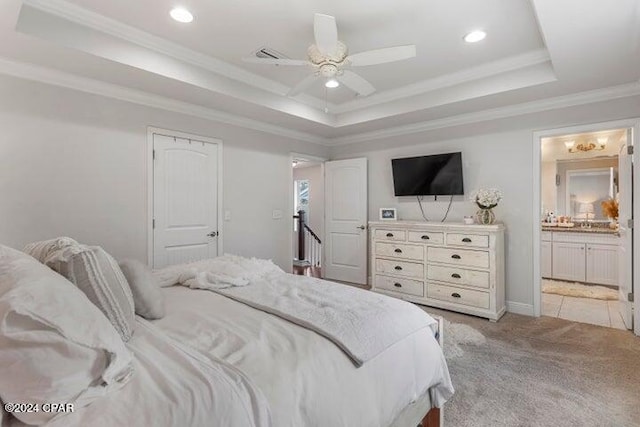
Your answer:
(170, 7), (194, 23)
(464, 30), (487, 43)
(566, 138), (606, 153)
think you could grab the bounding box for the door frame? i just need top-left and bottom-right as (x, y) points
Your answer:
(146, 127), (224, 267)
(289, 152), (327, 274)
(532, 118), (640, 335)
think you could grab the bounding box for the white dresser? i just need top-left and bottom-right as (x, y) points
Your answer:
(369, 221), (506, 321)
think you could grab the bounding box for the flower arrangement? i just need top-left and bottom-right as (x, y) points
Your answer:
(470, 188), (503, 209)
(601, 198), (619, 220)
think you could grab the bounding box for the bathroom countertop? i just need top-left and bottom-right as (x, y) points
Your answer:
(541, 225), (619, 235)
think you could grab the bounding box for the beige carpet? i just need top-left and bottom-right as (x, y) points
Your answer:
(542, 279), (618, 300)
(427, 307), (640, 427)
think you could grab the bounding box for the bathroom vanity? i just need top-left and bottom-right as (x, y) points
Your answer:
(541, 227), (619, 286)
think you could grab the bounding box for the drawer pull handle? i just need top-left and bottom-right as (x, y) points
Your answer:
(394, 248), (403, 253)
(421, 235), (430, 240)
(451, 273), (461, 279)
(394, 266), (403, 271)
(451, 254), (461, 260)
(394, 283), (402, 288)
(451, 292), (461, 298)
(462, 237), (472, 243)
(386, 233), (394, 237)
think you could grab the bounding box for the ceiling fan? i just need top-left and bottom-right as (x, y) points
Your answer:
(243, 13), (416, 97)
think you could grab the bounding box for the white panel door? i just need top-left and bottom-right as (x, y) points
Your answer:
(617, 139), (633, 329)
(541, 240), (552, 278)
(324, 158), (368, 284)
(552, 242), (586, 282)
(153, 134), (219, 268)
(586, 244), (618, 286)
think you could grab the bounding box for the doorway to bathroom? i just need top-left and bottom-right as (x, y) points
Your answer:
(533, 120), (638, 335)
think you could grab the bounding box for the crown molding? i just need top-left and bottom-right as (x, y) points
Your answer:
(0, 56), (328, 145)
(331, 49), (551, 114)
(22, 0), (334, 112)
(2, 55), (639, 148)
(327, 81), (640, 145)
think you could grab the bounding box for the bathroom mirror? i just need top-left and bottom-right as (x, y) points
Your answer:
(565, 167), (616, 221)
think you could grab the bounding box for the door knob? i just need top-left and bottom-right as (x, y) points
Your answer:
(357, 225), (366, 230)
(207, 231), (218, 237)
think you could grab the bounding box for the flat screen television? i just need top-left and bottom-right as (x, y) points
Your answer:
(391, 152), (464, 196)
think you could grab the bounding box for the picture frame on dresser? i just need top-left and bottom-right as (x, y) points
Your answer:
(369, 220), (506, 321)
(379, 208), (397, 221)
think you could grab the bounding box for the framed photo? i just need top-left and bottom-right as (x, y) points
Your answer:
(379, 208), (397, 221)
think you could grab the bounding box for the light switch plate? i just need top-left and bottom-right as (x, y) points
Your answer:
(224, 210), (231, 221)
(272, 209), (283, 219)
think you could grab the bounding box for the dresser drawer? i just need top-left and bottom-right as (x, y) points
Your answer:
(375, 275), (424, 297)
(375, 242), (424, 261)
(427, 283), (490, 309)
(427, 247), (489, 269)
(374, 229), (406, 242)
(407, 231), (444, 244)
(446, 233), (489, 248)
(375, 258), (424, 279)
(427, 265), (490, 289)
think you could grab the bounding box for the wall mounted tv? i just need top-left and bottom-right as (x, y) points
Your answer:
(391, 152), (464, 196)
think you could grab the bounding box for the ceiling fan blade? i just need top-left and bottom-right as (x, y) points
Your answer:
(338, 70), (376, 96)
(347, 45), (416, 66)
(287, 74), (319, 96)
(242, 57), (309, 66)
(314, 14), (338, 56)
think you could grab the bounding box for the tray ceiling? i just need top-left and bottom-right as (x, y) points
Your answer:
(0, 0), (638, 144)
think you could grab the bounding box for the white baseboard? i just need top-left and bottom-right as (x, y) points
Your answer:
(506, 301), (534, 316)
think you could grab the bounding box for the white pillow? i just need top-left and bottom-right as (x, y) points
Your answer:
(119, 259), (165, 320)
(61, 247), (136, 341)
(0, 245), (133, 425)
(22, 236), (84, 271)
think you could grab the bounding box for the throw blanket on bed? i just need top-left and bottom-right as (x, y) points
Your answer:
(155, 255), (437, 367)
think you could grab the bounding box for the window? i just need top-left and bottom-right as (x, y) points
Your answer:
(294, 180), (310, 230)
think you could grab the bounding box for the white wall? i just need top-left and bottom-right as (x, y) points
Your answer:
(293, 164), (324, 239)
(330, 95), (640, 313)
(0, 74), (328, 271)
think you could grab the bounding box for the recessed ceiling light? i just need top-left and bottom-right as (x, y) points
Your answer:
(464, 30), (486, 43)
(325, 79), (339, 88)
(170, 7), (193, 23)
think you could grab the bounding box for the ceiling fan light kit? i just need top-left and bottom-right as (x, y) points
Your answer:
(325, 79), (340, 88)
(243, 13), (417, 98)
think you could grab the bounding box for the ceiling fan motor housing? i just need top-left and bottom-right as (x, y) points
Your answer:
(308, 41), (348, 66)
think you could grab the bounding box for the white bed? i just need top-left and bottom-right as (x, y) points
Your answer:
(2, 250), (453, 427)
(154, 286), (452, 427)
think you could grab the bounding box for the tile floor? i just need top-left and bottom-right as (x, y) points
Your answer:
(542, 292), (627, 329)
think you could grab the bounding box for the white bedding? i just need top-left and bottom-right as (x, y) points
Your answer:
(157, 255), (442, 368)
(5, 256), (453, 427)
(153, 286), (454, 427)
(8, 318), (271, 427)
(191, 271), (438, 367)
